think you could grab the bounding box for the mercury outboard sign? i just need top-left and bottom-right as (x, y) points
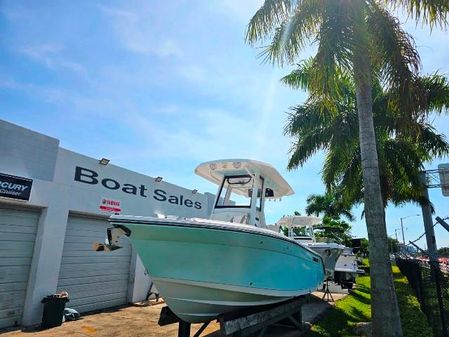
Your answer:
(74, 166), (202, 209)
(0, 173), (33, 201)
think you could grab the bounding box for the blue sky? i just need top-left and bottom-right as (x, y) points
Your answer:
(1, 0), (449, 248)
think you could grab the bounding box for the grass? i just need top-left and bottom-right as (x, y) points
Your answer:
(394, 267), (433, 337)
(306, 266), (433, 337)
(398, 261), (449, 335)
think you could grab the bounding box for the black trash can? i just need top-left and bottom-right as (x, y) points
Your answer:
(41, 294), (69, 328)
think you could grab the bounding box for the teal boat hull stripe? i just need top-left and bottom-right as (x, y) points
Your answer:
(111, 217), (324, 260)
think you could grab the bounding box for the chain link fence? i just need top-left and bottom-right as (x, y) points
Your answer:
(396, 258), (449, 337)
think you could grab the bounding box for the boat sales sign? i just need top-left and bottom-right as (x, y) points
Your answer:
(0, 173), (33, 201)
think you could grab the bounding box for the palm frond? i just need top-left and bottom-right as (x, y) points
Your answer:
(309, 1), (356, 96)
(415, 123), (449, 158)
(287, 126), (333, 169)
(420, 73), (449, 113)
(284, 99), (336, 136)
(323, 140), (358, 188)
(246, 0), (296, 44)
(338, 152), (363, 206)
(258, 0), (323, 65)
(384, 0), (449, 28)
(305, 192), (354, 221)
(281, 58), (315, 90)
(367, 2), (423, 114)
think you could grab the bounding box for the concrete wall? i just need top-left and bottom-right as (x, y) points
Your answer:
(0, 119), (215, 326)
(0, 120), (59, 181)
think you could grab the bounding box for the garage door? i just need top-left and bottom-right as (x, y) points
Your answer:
(57, 216), (132, 313)
(0, 206), (39, 329)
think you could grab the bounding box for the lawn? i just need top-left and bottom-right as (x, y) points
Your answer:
(307, 266), (433, 337)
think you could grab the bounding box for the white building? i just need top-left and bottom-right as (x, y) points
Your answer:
(0, 120), (215, 328)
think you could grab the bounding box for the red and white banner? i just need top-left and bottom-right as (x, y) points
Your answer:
(99, 198), (121, 213)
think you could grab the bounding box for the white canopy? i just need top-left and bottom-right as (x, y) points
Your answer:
(194, 159), (294, 199)
(277, 215), (322, 228)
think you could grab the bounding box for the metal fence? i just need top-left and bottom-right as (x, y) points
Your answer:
(396, 258), (449, 337)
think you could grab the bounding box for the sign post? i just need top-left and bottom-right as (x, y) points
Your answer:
(419, 172), (438, 263)
(420, 169), (449, 337)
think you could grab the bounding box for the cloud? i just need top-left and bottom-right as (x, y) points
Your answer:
(19, 44), (89, 78)
(177, 64), (208, 83)
(157, 40), (184, 58)
(0, 3), (30, 22)
(118, 108), (254, 160)
(105, 99), (294, 173)
(208, 0), (264, 22)
(20, 44), (62, 65)
(0, 78), (68, 103)
(0, 78), (117, 116)
(97, 3), (183, 58)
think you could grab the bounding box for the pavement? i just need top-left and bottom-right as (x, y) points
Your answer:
(1, 283), (350, 337)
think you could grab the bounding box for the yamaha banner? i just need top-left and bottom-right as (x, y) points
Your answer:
(0, 173), (33, 201)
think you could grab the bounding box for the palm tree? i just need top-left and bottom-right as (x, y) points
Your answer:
(305, 192), (355, 221)
(305, 192), (354, 245)
(246, 1), (448, 335)
(315, 217), (353, 245)
(284, 61), (449, 208)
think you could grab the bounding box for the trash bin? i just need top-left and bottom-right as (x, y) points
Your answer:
(41, 293), (69, 328)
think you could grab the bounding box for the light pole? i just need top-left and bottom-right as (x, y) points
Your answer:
(391, 229), (401, 253)
(394, 228), (400, 241)
(400, 214), (420, 246)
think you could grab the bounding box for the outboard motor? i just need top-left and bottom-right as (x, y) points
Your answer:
(92, 225), (130, 252)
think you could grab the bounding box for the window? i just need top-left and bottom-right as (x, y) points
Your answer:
(216, 175), (253, 208)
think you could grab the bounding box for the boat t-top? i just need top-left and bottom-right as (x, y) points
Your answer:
(96, 159), (325, 323)
(276, 215), (345, 278)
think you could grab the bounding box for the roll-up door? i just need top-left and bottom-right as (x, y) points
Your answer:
(0, 206), (39, 328)
(57, 215), (132, 313)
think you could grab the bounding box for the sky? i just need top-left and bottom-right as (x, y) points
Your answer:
(1, 0), (449, 248)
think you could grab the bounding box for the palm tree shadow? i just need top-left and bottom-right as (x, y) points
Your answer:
(349, 306), (370, 321)
(350, 291), (370, 306)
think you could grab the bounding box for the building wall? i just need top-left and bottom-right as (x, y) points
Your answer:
(0, 120), (59, 181)
(0, 119), (215, 326)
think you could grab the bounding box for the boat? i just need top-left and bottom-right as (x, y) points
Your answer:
(96, 159), (325, 323)
(334, 247), (365, 289)
(276, 215), (345, 279)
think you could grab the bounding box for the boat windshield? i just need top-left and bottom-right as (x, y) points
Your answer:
(292, 227), (309, 236)
(216, 175), (253, 208)
(315, 237), (339, 243)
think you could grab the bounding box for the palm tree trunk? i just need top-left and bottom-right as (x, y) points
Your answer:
(353, 51), (403, 336)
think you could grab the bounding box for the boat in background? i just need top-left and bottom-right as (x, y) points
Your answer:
(96, 159), (325, 323)
(276, 215), (345, 279)
(334, 247), (365, 289)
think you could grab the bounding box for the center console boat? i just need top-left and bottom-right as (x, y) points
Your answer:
(276, 215), (345, 279)
(96, 159), (325, 323)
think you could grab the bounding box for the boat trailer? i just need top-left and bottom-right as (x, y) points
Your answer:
(158, 296), (307, 337)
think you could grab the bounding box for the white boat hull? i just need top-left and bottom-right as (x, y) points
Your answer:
(305, 243), (345, 278)
(153, 277), (303, 322)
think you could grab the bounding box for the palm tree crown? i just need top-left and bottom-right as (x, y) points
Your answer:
(284, 61), (449, 207)
(305, 192), (355, 221)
